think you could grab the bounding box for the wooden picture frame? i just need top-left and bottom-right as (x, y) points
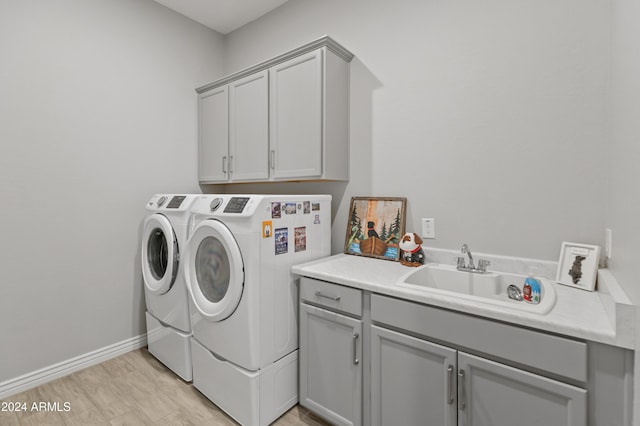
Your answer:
(556, 242), (601, 292)
(344, 197), (407, 261)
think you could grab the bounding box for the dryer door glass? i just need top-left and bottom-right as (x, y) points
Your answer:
(147, 228), (169, 280)
(194, 236), (230, 303)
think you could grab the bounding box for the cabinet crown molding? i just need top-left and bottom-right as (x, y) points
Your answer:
(196, 35), (353, 94)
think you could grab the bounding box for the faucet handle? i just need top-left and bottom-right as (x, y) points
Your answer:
(455, 256), (466, 269)
(477, 259), (491, 272)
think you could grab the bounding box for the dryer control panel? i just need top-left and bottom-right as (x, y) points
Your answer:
(166, 195), (187, 209)
(147, 194), (192, 211)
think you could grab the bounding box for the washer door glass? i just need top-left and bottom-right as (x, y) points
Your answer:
(185, 219), (244, 321)
(142, 214), (178, 295)
(195, 236), (231, 303)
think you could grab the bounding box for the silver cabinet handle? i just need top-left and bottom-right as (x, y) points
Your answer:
(447, 365), (454, 405)
(458, 369), (466, 410)
(353, 333), (360, 365)
(222, 156), (227, 174)
(229, 155), (233, 174)
(270, 150), (275, 170)
(314, 290), (340, 301)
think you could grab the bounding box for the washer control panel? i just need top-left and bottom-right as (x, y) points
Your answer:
(223, 197), (250, 213)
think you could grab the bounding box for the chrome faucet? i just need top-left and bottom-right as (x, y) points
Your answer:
(457, 244), (490, 273)
(461, 244), (474, 269)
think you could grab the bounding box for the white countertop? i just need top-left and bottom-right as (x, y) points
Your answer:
(292, 254), (635, 349)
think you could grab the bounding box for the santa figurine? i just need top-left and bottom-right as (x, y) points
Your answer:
(399, 232), (425, 267)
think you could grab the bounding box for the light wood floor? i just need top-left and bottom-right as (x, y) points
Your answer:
(0, 348), (329, 426)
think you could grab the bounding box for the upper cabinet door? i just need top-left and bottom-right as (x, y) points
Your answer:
(228, 70), (269, 182)
(457, 352), (587, 426)
(270, 49), (323, 179)
(199, 87), (229, 183)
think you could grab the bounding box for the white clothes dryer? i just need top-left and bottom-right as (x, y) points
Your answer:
(184, 194), (331, 426)
(141, 194), (200, 381)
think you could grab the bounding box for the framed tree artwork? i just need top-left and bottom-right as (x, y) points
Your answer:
(344, 197), (407, 261)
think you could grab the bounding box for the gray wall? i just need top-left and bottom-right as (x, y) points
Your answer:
(0, 0), (224, 383)
(609, 0), (640, 416)
(219, 0), (611, 260)
(609, 0), (640, 318)
(218, 0), (638, 416)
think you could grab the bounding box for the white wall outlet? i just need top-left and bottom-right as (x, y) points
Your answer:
(605, 228), (612, 259)
(421, 217), (436, 239)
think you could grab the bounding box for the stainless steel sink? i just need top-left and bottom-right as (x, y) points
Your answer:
(397, 263), (556, 314)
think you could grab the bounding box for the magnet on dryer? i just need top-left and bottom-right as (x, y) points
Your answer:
(399, 232), (425, 267)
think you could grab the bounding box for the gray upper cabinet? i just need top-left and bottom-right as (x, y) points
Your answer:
(269, 50), (323, 179)
(197, 36), (353, 184)
(198, 71), (268, 183)
(198, 86), (228, 182)
(228, 70), (269, 182)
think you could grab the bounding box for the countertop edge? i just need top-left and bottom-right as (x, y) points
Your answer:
(292, 254), (634, 350)
(597, 269), (636, 349)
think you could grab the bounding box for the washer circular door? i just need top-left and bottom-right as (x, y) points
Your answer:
(184, 219), (244, 321)
(141, 214), (178, 295)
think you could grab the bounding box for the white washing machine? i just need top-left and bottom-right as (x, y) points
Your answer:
(184, 194), (331, 426)
(141, 194), (200, 381)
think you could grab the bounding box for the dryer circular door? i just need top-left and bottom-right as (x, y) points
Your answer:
(141, 214), (178, 295)
(184, 219), (244, 321)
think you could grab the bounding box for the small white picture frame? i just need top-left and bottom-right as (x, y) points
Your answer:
(556, 242), (601, 292)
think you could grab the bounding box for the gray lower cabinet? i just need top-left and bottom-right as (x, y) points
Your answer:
(458, 352), (587, 426)
(370, 325), (457, 426)
(299, 282), (630, 426)
(299, 303), (362, 426)
(371, 325), (587, 426)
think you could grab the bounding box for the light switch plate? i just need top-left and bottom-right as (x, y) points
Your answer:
(422, 218), (435, 239)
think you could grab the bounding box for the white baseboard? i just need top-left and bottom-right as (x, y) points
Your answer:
(0, 334), (147, 400)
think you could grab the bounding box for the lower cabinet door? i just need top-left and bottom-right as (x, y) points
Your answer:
(370, 325), (458, 426)
(457, 352), (587, 426)
(299, 303), (362, 426)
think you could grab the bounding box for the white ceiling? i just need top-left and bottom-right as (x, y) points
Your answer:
(153, 0), (290, 34)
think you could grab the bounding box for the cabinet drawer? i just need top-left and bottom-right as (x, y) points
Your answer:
(371, 294), (587, 382)
(300, 277), (362, 317)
